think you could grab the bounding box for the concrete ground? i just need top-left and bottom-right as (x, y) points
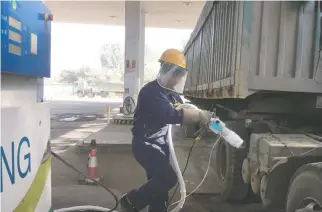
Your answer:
(49, 98), (122, 117)
(50, 99), (121, 153)
(50, 99), (267, 212)
(51, 124), (266, 211)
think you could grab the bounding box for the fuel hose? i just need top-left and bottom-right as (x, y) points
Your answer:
(51, 151), (119, 212)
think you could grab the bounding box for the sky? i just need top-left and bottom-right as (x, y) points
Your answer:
(51, 23), (193, 76)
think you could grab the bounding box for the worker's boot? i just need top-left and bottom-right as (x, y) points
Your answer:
(120, 194), (138, 212)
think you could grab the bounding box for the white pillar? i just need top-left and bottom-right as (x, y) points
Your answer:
(123, 1), (145, 117)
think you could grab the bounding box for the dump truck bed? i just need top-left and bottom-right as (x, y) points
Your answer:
(183, 1), (322, 99)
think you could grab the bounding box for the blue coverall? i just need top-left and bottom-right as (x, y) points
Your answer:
(127, 79), (184, 212)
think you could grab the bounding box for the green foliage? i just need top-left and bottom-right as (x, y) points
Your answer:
(180, 39), (188, 51)
(289, 1), (309, 9)
(59, 66), (91, 83)
(99, 43), (124, 71)
(59, 70), (79, 83)
(59, 39), (190, 85)
(295, 1), (309, 7)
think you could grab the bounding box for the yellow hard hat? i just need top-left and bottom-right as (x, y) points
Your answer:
(159, 49), (186, 69)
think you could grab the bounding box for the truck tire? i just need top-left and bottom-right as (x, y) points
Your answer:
(87, 92), (95, 98)
(77, 91), (84, 98)
(286, 163), (322, 212)
(100, 92), (108, 98)
(181, 123), (198, 138)
(214, 121), (251, 202)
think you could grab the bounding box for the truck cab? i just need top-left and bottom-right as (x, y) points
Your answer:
(73, 79), (96, 98)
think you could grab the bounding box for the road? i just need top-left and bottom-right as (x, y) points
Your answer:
(49, 98), (122, 153)
(49, 98), (122, 117)
(48, 95), (190, 117)
(49, 98), (267, 212)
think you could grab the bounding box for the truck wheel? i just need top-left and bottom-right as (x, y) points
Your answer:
(87, 92), (95, 98)
(214, 121), (251, 202)
(181, 123), (198, 138)
(286, 163), (322, 212)
(215, 139), (251, 202)
(100, 92), (108, 98)
(77, 91), (84, 98)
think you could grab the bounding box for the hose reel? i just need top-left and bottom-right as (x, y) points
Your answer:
(123, 96), (136, 115)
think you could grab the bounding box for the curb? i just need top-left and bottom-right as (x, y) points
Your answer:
(76, 143), (132, 154)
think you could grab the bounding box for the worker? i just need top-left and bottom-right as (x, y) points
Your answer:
(120, 49), (213, 212)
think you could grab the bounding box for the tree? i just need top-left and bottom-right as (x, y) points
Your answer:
(144, 44), (161, 82)
(59, 66), (92, 84)
(78, 65), (91, 78)
(145, 44), (159, 63)
(180, 39), (188, 51)
(99, 43), (124, 71)
(59, 70), (79, 83)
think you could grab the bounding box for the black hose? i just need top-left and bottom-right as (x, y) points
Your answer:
(51, 151), (119, 212)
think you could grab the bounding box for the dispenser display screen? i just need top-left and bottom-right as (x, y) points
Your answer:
(8, 16), (21, 31)
(31, 33), (38, 55)
(8, 30), (21, 43)
(8, 43), (22, 56)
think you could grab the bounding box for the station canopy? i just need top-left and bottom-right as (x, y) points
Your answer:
(45, 1), (205, 29)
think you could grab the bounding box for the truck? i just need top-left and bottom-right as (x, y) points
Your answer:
(1, 1), (52, 211)
(73, 79), (124, 98)
(182, 1), (322, 212)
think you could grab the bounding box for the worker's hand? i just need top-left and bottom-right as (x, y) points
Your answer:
(181, 108), (213, 125)
(199, 110), (213, 126)
(173, 102), (181, 108)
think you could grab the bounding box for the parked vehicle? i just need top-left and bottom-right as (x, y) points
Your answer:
(183, 1), (322, 211)
(73, 79), (124, 98)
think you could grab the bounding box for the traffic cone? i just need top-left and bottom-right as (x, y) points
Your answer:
(85, 139), (101, 184)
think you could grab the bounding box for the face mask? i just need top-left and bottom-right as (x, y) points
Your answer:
(156, 62), (187, 94)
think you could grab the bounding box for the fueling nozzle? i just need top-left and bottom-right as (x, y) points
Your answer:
(208, 118), (244, 148)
